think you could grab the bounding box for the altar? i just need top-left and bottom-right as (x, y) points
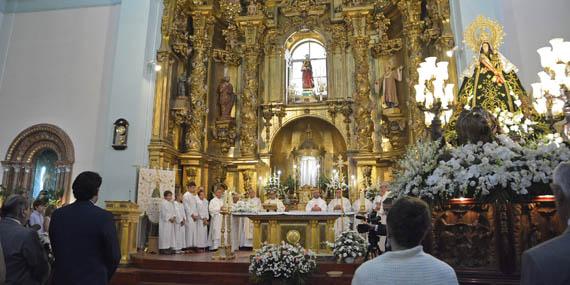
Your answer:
(233, 212), (354, 255)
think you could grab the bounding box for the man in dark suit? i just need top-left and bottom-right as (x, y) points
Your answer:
(0, 194), (49, 284)
(49, 171), (121, 285)
(521, 162), (570, 285)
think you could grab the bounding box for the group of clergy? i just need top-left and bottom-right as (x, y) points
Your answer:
(159, 181), (392, 253)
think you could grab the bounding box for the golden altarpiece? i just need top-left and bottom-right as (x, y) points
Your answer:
(148, 0), (458, 200)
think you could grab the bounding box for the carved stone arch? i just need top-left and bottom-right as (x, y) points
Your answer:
(2, 124), (75, 202)
(268, 114), (347, 152)
(268, 115), (348, 184)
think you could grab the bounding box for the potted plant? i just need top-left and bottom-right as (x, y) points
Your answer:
(327, 230), (367, 264)
(249, 242), (317, 285)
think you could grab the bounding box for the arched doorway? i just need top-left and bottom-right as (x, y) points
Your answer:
(270, 116), (347, 189)
(2, 124), (75, 203)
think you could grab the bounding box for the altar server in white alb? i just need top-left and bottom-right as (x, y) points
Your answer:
(327, 188), (352, 238)
(183, 182), (199, 250)
(195, 189), (209, 251)
(173, 192), (187, 252)
(159, 190), (177, 254)
(230, 192), (242, 251)
(208, 186), (225, 250)
(240, 189), (262, 247)
(265, 190), (285, 212)
(306, 189), (327, 212)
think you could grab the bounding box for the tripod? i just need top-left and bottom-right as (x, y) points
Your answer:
(364, 235), (382, 261)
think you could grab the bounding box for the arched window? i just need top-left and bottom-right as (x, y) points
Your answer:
(286, 40), (327, 102)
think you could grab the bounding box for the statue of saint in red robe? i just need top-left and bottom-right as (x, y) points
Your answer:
(301, 55), (314, 90)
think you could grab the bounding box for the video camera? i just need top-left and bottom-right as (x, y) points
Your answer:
(355, 212), (386, 237)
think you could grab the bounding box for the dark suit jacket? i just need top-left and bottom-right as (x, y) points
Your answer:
(49, 201), (120, 285)
(521, 228), (570, 285)
(0, 218), (49, 285)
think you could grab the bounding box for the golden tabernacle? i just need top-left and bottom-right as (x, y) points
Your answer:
(233, 212), (353, 255)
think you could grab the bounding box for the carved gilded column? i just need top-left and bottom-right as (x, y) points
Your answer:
(344, 6), (374, 152)
(149, 0), (181, 167)
(398, 0), (425, 143)
(186, 7), (214, 153)
(237, 15), (265, 157)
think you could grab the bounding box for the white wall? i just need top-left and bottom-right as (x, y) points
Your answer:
(452, 0), (570, 91)
(0, 6), (119, 191)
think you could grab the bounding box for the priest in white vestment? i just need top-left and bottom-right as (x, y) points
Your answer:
(240, 189), (262, 247)
(173, 193), (187, 252)
(305, 189), (327, 212)
(265, 190), (285, 212)
(208, 187), (224, 250)
(183, 182), (199, 249)
(327, 189), (352, 238)
(195, 189), (209, 251)
(353, 197), (373, 214)
(230, 192), (242, 251)
(159, 191), (177, 254)
(373, 183), (391, 225)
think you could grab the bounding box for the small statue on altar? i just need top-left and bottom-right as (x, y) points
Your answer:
(217, 76), (236, 120)
(375, 62), (403, 109)
(301, 54), (314, 90)
(247, 0), (258, 16)
(459, 16), (532, 114)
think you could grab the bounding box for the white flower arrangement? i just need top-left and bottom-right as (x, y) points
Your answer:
(391, 139), (442, 199)
(232, 199), (259, 213)
(249, 242), (317, 284)
(325, 172), (349, 192)
(364, 184), (381, 201)
(492, 108), (538, 141)
(393, 134), (570, 201)
(326, 230), (367, 261)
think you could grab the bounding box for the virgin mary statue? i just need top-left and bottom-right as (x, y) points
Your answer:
(458, 16), (533, 115)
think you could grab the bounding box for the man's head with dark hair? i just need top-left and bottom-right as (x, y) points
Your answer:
(187, 181), (197, 193)
(72, 171), (102, 202)
(387, 196), (432, 250)
(1, 194), (30, 224)
(32, 199), (47, 212)
(164, 190), (173, 201)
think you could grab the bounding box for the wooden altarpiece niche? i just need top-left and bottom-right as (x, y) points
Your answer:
(2, 124), (75, 203)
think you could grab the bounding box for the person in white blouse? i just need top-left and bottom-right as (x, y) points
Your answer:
(240, 189), (262, 247)
(305, 189), (327, 212)
(208, 187), (224, 251)
(352, 197), (458, 285)
(327, 189), (352, 238)
(195, 189), (209, 252)
(159, 191), (177, 254)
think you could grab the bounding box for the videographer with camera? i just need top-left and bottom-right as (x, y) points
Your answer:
(352, 197), (458, 285)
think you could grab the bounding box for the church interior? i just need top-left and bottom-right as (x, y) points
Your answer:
(0, 0), (569, 284)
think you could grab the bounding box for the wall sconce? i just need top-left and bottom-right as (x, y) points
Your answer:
(112, 118), (129, 150)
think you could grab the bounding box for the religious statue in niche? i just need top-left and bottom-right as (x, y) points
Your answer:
(302, 54), (314, 90)
(247, 0), (259, 16)
(217, 76), (236, 119)
(458, 16), (531, 114)
(375, 62), (403, 109)
(177, 74), (188, 97)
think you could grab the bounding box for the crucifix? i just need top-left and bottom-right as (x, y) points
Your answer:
(335, 154), (347, 181)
